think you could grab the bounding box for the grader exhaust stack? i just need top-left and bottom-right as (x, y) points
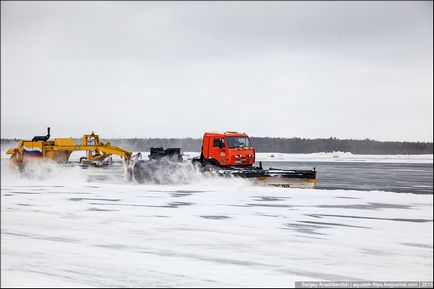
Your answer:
(31, 127), (51, 142)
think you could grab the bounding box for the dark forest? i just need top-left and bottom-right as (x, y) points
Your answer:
(3, 137), (431, 154)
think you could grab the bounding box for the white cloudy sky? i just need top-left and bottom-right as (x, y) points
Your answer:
(1, 1), (433, 141)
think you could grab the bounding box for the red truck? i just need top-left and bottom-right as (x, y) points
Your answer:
(193, 131), (255, 170)
(133, 131), (317, 188)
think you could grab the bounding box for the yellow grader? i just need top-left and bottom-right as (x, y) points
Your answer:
(6, 128), (135, 171)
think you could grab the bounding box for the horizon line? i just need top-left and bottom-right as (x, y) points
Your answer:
(0, 136), (433, 144)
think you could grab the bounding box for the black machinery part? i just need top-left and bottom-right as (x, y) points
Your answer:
(32, 127), (51, 142)
(149, 147), (183, 162)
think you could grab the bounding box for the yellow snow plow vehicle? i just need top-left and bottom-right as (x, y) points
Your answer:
(6, 128), (134, 170)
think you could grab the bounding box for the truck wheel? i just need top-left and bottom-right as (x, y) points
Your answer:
(203, 161), (218, 172)
(192, 160), (202, 169)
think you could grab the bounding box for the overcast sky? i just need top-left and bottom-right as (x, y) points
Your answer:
(1, 1), (433, 141)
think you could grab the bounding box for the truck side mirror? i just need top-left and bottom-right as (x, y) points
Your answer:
(219, 139), (225, 149)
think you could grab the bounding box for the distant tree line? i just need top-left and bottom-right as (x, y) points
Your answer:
(248, 137), (433, 155)
(2, 137), (432, 155)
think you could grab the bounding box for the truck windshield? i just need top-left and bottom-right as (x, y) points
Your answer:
(226, 136), (251, 148)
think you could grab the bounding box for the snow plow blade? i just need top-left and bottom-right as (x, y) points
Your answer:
(213, 167), (317, 188)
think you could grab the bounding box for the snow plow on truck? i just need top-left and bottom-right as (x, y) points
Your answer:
(134, 131), (317, 188)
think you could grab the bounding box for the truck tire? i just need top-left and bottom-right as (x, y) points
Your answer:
(203, 161), (218, 172)
(192, 160), (202, 169)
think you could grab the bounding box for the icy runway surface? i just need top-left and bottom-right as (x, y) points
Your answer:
(1, 155), (433, 287)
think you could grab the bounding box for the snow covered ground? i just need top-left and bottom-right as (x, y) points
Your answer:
(1, 157), (433, 287)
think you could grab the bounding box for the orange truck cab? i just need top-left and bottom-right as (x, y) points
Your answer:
(196, 131), (255, 168)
